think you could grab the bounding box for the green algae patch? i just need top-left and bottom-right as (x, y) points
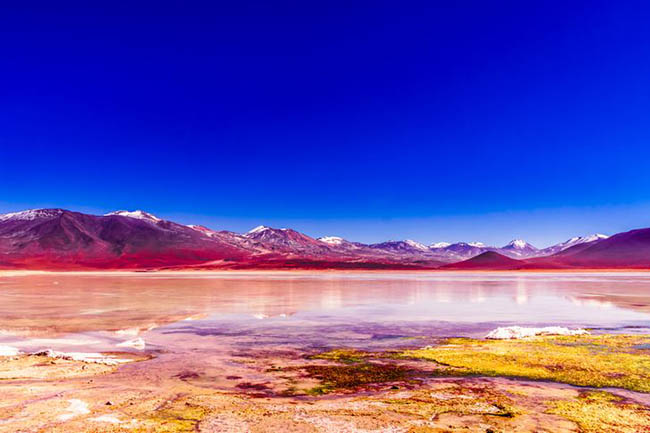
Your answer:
(547, 390), (650, 433)
(302, 362), (416, 394)
(401, 334), (650, 392)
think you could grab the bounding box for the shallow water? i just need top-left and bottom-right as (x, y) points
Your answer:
(1, 271), (650, 356)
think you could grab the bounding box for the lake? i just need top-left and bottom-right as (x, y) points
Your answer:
(1, 271), (650, 355)
(3, 271), (650, 432)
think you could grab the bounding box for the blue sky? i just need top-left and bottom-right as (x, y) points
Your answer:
(1, 2), (650, 247)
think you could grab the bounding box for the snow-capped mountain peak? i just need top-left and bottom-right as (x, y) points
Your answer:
(583, 233), (609, 243)
(319, 236), (344, 245)
(106, 210), (161, 222)
(430, 242), (451, 249)
(0, 209), (64, 222)
(468, 242), (486, 248)
(492, 239), (539, 258)
(501, 240), (538, 255)
(549, 233), (609, 252)
(247, 225), (271, 235)
(507, 239), (529, 249)
(405, 239), (428, 251)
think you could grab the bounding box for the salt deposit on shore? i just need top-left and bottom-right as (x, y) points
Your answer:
(0, 345), (20, 356)
(115, 328), (141, 337)
(58, 399), (90, 421)
(33, 349), (134, 365)
(485, 326), (589, 340)
(116, 337), (145, 350)
(91, 414), (123, 424)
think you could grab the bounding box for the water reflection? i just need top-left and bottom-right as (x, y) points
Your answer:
(0, 272), (649, 338)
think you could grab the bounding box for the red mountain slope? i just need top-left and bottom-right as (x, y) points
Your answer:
(537, 227), (650, 268)
(2, 208), (647, 270)
(0, 209), (252, 269)
(441, 251), (525, 270)
(0, 210), (444, 270)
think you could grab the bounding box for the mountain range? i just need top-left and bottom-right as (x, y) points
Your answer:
(0, 208), (647, 270)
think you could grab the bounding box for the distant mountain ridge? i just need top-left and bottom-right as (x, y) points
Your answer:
(0, 208), (639, 270)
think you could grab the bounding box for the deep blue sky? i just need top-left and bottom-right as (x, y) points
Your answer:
(1, 2), (650, 246)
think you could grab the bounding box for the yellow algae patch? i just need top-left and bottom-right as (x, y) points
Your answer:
(547, 391), (650, 433)
(402, 334), (650, 392)
(133, 399), (210, 433)
(310, 348), (372, 364)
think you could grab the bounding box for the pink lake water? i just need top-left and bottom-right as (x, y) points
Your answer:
(1, 271), (650, 356)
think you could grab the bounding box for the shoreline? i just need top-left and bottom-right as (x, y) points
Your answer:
(2, 331), (650, 432)
(1, 268), (649, 277)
